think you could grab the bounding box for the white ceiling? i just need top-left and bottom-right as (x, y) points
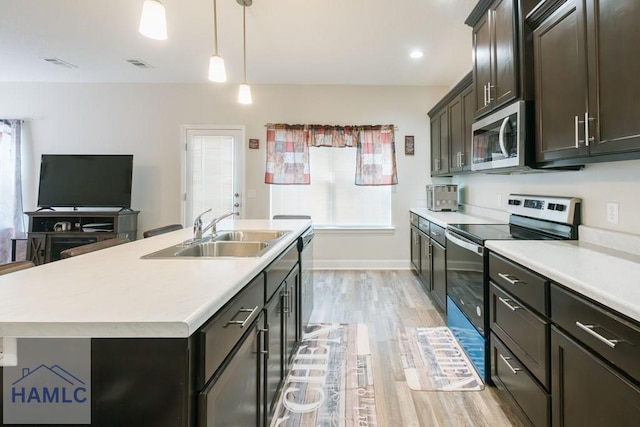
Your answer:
(0, 0), (476, 86)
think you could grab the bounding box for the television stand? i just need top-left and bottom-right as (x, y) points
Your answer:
(25, 210), (139, 265)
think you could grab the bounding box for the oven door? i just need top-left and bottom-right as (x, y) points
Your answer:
(471, 100), (525, 171)
(445, 230), (486, 335)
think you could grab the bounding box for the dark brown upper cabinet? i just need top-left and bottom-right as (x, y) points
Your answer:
(530, 0), (640, 168)
(467, 0), (537, 118)
(428, 72), (473, 177)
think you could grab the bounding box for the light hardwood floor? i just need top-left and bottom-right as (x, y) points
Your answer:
(308, 270), (525, 427)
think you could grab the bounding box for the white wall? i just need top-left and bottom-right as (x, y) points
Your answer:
(0, 82), (449, 268)
(453, 159), (640, 236)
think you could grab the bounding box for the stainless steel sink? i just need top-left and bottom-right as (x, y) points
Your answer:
(214, 230), (289, 242)
(141, 229), (291, 259)
(175, 241), (270, 258)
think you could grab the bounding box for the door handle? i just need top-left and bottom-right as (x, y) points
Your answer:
(498, 117), (510, 157)
(498, 297), (521, 311)
(575, 322), (620, 348)
(225, 306), (259, 328)
(497, 272), (525, 286)
(499, 354), (521, 374)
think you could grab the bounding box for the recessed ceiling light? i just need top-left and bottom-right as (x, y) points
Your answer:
(410, 50), (424, 59)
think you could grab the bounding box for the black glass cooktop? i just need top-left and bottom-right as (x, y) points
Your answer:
(447, 223), (557, 245)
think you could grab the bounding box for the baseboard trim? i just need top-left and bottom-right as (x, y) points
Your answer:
(313, 260), (411, 270)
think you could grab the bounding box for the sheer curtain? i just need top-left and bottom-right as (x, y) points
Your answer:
(0, 120), (25, 264)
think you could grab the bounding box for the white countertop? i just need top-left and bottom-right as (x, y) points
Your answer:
(410, 208), (501, 228)
(486, 238), (640, 323)
(0, 219), (310, 338)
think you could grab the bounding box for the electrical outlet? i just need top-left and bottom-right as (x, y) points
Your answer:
(607, 202), (619, 224)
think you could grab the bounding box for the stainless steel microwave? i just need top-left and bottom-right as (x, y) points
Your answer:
(471, 100), (529, 172)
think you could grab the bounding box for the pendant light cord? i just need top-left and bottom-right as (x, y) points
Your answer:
(242, 6), (247, 84)
(213, 0), (219, 55)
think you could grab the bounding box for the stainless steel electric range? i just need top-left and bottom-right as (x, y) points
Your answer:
(445, 194), (581, 382)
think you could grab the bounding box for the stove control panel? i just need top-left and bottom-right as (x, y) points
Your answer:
(507, 194), (581, 225)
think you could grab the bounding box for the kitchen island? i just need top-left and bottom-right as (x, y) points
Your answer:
(0, 218), (311, 426)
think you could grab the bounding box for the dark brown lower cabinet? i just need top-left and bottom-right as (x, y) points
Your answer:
(199, 313), (264, 427)
(491, 333), (550, 427)
(551, 326), (640, 426)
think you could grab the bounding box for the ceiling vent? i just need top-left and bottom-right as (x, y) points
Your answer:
(43, 58), (78, 68)
(126, 59), (152, 69)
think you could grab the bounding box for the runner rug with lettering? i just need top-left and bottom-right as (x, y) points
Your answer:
(270, 323), (378, 427)
(397, 326), (484, 391)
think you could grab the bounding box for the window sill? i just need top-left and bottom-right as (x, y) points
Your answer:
(313, 226), (396, 235)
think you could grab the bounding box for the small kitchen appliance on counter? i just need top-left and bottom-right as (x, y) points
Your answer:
(426, 184), (458, 212)
(444, 194), (581, 382)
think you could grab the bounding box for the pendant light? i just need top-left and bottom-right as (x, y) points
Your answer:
(139, 0), (167, 40)
(208, 0), (227, 82)
(237, 5), (253, 104)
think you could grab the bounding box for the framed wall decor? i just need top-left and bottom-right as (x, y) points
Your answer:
(405, 135), (415, 156)
(249, 138), (259, 149)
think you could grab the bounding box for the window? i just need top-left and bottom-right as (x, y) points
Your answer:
(270, 147), (392, 227)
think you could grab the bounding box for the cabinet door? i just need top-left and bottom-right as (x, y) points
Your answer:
(430, 115), (440, 176)
(448, 95), (464, 172)
(410, 226), (420, 272)
(551, 326), (640, 427)
(533, 0), (589, 164)
(438, 109), (450, 175)
(199, 315), (263, 427)
(431, 240), (446, 312)
(431, 109), (449, 176)
(283, 268), (298, 371)
(264, 287), (284, 421)
(26, 234), (46, 265)
(491, 0), (518, 109)
(587, 0), (640, 156)
(473, 10), (493, 117)
(461, 84), (475, 171)
(419, 231), (432, 292)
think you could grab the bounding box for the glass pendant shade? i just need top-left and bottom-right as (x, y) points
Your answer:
(238, 84), (252, 104)
(139, 0), (168, 40)
(208, 55), (227, 82)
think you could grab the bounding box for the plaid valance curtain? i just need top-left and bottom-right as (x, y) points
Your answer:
(264, 124), (310, 185)
(264, 123), (397, 186)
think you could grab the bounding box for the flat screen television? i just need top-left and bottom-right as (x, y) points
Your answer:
(37, 154), (133, 209)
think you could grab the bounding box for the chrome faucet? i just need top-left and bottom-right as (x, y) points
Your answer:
(193, 210), (238, 240)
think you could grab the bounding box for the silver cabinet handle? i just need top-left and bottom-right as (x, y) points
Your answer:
(487, 81), (494, 104)
(499, 354), (521, 374)
(575, 115), (580, 148)
(585, 112), (595, 146)
(434, 158), (441, 171)
(498, 297), (521, 311)
(282, 290), (289, 313)
(498, 272), (525, 285)
(460, 152), (465, 167)
(225, 306), (259, 328)
(431, 231), (440, 237)
(259, 327), (269, 358)
(483, 84), (488, 106)
(575, 321), (620, 348)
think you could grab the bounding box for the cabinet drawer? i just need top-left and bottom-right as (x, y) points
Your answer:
(429, 223), (446, 247)
(265, 242), (298, 302)
(490, 283), (549, 388)
(551, 283), (640, 383)
(410, 212), (419, 227)
(418, 217), (430, 234)
(491, 333), (550, 427)
(489, 252), (548, 315)
(196, 273), (264, 390)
